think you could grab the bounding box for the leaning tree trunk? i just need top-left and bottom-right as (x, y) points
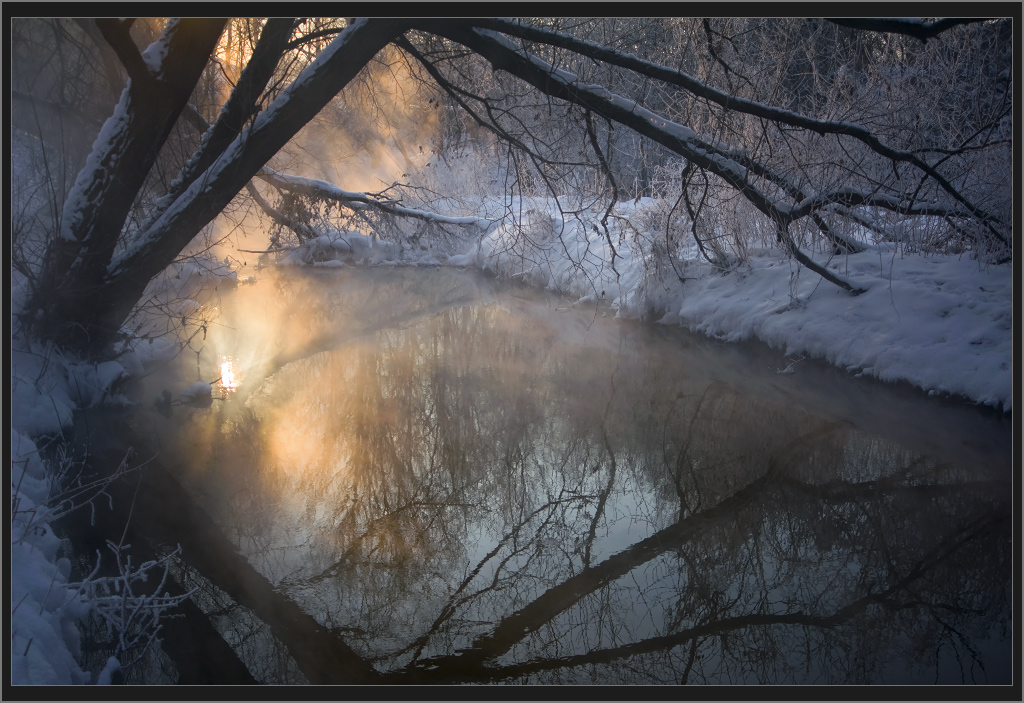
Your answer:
(28, 19), (409, 357)
(28, 18), (228, 355)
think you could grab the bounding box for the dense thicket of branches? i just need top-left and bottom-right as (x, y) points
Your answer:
(9, 17), (1014, 358)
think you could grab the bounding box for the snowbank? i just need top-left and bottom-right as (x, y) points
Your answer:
(9, 318), (195, 685)
(268, 193), (1011, 412)
(11, 430), (91, 685)
(463, 197), (1012, 412)
(673, 249), (1013, 411)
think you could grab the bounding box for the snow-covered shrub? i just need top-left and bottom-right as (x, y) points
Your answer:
(11, 333), (196, 685)
(70, 541), (194, 684)
(63, 360), (130, 409)
(279, 230), (400, 266)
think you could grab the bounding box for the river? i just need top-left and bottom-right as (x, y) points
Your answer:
(96, 265), (1012, 686)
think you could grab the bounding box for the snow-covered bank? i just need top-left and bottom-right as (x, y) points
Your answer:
(274, 208), (1013, 413)
(10, 296), (89, 684)
(10, 275), (188, 686)
(457, 198), (1014, 412)
(11, 429), (91, 685)
(670, 249), (1013, 412)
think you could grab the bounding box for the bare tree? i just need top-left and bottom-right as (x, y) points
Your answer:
(11, 17), (1012, 358)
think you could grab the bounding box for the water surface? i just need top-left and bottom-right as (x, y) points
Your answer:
(128, 265), (1013, 686)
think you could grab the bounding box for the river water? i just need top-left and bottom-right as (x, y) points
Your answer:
(121, 265), (1013, 686)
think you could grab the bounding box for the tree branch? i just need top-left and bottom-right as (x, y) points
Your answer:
(30, 18), (228, 353)
(245, 181), (318, 241)
(143, 18), (295, 230)
(825, 18), (990, 43)
(414, 23), (869, 294)
(258, 168), (493, 231)
(459, 19), (1008, 245)
(94, 19), (151, 86)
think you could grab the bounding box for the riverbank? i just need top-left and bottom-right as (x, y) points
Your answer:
(273, 217), (1015, 413)
(448, 201), (1014, 413)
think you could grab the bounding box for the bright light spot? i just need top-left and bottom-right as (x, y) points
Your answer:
(220, 357), (239, 392)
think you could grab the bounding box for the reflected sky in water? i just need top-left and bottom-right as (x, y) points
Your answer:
(135, 266), (1013, 686)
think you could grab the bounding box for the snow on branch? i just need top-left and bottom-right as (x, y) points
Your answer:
(70, 540), (196, 675)
(785, 188), (985, 221)
(421, 25), (782, 216)
(106, 19), (409, 282)
(245, 181), (318, 241)
(417, 23), (879, 294)
(257, 168), (494, 232)
(464, 19), (1008, 246)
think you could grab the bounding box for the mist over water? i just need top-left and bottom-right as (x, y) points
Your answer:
(118, 266), (1013, 685)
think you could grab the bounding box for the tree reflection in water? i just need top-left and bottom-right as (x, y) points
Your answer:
(145, 267), (1012, 686)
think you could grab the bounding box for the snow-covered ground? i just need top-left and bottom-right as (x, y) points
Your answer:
(461, 200), (1014, 413)
(9, 275), (188, 686)
(11, 428), (92, 685)
(11, 303), (92, 685)
(667, 247), (1013, 411)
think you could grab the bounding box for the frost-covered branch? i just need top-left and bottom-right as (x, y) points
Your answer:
(459, 19), (1009, 246)
(245, 180), (319, 241)
(258, 168), (494, 231)
(396, 35), (592, 174)
(783, 187), (986, 221)
(416, 23), (869, 293)
(70, 541), (196, 678)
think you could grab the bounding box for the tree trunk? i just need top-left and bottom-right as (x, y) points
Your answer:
(31, 19), (409, 357)
(30, 18), (228, 354)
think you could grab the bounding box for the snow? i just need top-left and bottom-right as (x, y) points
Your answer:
(262, 169), (493, 230)
(11, 430), (91, 686)
(279, 230), (401, 266)
(140, 19), (178, 78)
(58, 88), (131, 242)
(463, 197), (1013, 413)
(95, 656), (122, 686)
(11, 346), (76, 438)
(10, 286), (205, 685)
(10, 341), (114, 685)
(269, 191), (1011, 412)
(672, 249), (1013, 411)
(180, 381), (213, 400)
(10, 333), (209, 685)
(64, 360), (129, 408)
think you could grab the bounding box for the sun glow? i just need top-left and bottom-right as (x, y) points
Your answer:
(220, 357), (239, 392)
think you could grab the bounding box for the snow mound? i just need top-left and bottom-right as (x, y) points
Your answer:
(11, 430), (90, 685)
(180, 381), (213, 400)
